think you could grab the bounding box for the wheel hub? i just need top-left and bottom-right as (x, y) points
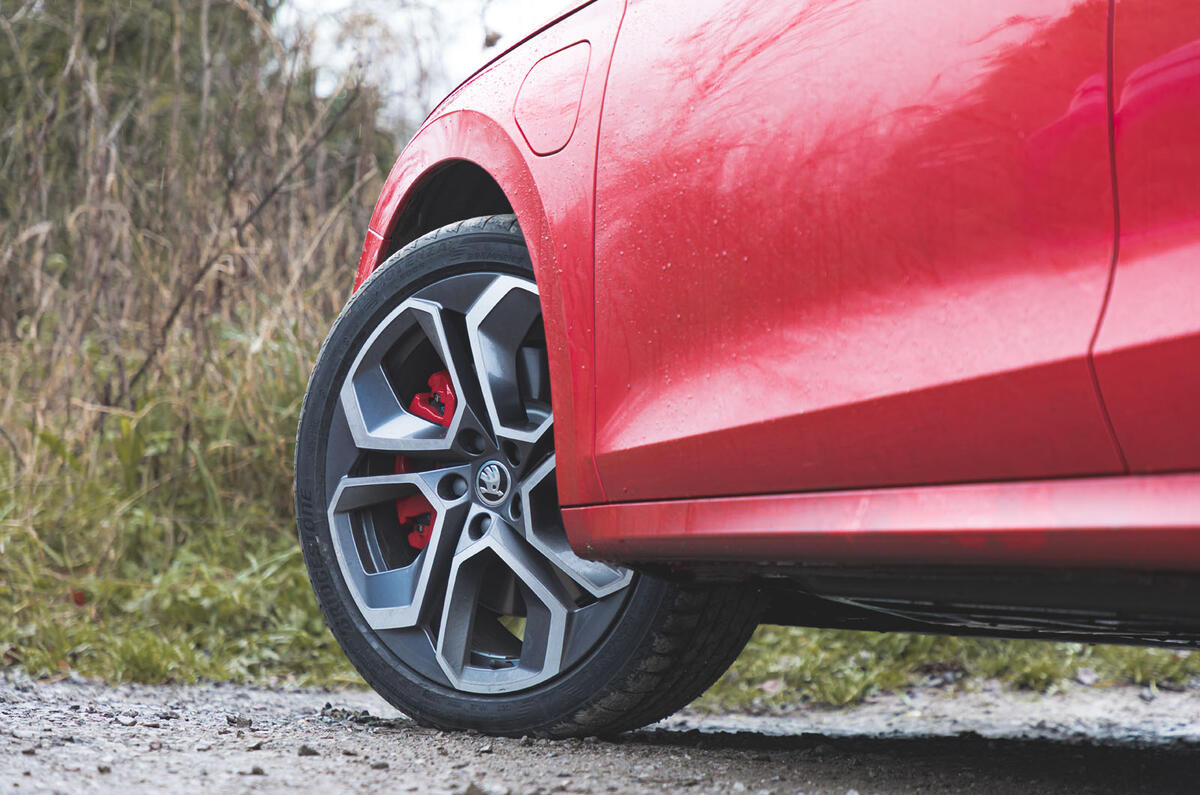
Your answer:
(475, 460), (511, 506)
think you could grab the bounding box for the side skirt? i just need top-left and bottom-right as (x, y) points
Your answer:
(562, 472), (1200, 570)
(562, 472), (1200, 647)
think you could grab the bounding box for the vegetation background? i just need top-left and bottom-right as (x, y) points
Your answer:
(2, 0), (1197, 710)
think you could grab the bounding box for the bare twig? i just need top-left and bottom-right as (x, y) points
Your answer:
(121, 83), (363, 401)
(0, 424), (23, 467)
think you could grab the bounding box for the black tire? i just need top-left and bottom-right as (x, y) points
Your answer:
(294, 214), (762, 737)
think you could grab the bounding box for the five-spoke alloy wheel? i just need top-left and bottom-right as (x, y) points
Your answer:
(296, 216), (762, 736)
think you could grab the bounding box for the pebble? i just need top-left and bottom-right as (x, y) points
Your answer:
(115, 715), (136, 727)
(371, 761), (390, 770)
(299, 744), (319, 757)
(465, 783), (511, 795)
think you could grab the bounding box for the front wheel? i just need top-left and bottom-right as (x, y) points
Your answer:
(294, 215), (761, 736)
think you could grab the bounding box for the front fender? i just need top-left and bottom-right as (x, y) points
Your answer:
(353, 0), (625, 507)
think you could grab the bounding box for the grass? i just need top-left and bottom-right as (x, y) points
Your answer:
(1, 309), (359, 688)
(0, 0), (375, 690)
(697, 625), (1200, 711)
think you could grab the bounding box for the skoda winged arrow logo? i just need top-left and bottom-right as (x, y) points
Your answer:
(476, 461), (509, 505)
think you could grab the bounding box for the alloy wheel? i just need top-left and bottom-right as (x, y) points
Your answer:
(323, 272), (632, 694)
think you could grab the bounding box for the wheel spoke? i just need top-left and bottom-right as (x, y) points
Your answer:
(434, 515), (573, 692)
(326, 468), (470, 631)
(516, 456), (633, 598)
(339, 297), (488, 454)
(464, 275), (553, 444)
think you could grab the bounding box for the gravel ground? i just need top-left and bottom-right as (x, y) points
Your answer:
(3, 675), (1198, 794)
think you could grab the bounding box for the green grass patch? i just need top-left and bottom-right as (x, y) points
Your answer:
(1, 313), (360, 688)
(696, 625), (1200, 710)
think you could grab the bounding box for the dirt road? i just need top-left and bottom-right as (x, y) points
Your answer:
(3, 675), (1198, 793)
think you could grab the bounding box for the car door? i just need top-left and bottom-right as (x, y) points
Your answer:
(591, 0), (1124, 502)
(1092, 0), (1200, 473)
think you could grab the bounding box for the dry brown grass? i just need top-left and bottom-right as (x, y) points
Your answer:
(0, 0), (390, 683)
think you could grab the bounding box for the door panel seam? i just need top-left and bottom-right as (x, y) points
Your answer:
(1086, 0), (1130, 472)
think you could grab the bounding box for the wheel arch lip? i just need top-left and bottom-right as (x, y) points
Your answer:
(356, 108), (603, 509)
(359, 112), (548, 290)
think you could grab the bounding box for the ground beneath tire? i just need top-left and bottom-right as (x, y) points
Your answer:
(3, 676), (1198, 794)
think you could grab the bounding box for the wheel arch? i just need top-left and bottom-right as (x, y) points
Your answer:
(356, 112), (546, 290)
(355, 109), (603, 507)
(376, 160), (514, 267)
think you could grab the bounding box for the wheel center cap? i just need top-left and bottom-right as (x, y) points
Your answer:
(476, 460), (510, 506)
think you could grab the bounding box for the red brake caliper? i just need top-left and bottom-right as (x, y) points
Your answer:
(407, 370), (456, 428)
(394, 370), (456, 551)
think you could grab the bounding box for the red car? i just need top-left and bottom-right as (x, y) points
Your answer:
(294, 0), (1200, 736)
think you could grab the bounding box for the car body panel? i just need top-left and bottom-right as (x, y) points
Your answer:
(356, 0), (628, 506)
(563, 472), (1200, 570)
(514, 41), (592, 155)
(1092, 1), (1200, 473)
(591, 0), (1124, 502)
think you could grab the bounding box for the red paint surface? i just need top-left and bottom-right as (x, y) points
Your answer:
(514, 42), (591, 155)
(355, 230), (384, 292)
(1092, 1), (1200, 473)
(563, 473), (1200, 570)
(592, 0), (1124, 501)
(408, 370), (457, 428)
(395, 494), (436, 551)
(393, 458), (436, 551)
(356, 0), (626, 505)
